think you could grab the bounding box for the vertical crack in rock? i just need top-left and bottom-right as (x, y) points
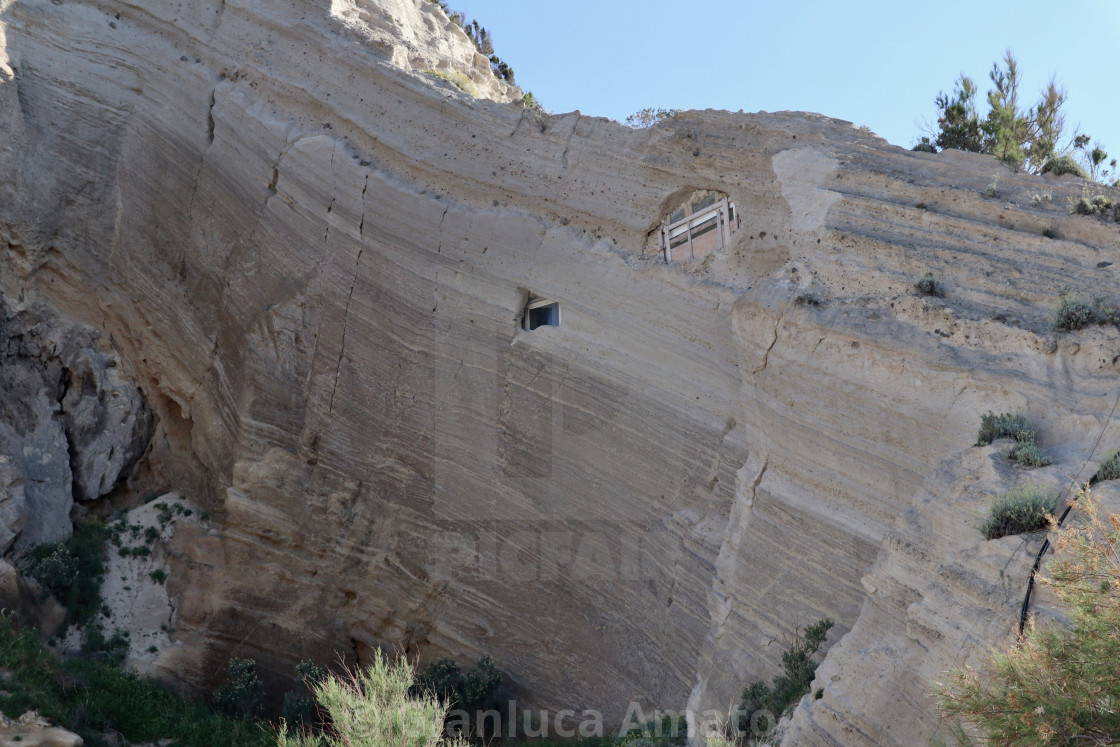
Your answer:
(435, 204), (448, 253)
(508, 107), (527, 138)
(357, 174), (368, 238)
(753, 313), (782, 375)
(206, 88), (216, 144)
(560, 116), (578, 171)
(327, 246), (363, 415)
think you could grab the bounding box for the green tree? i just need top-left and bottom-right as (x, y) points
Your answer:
(926, 51), (1080, 175)
(937, 488), (1120, 743)
(934, 75), (983, 152)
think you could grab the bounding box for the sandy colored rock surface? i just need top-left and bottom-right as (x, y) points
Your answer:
(0, 712), (81, 747)
(1, 0), (1119, 742)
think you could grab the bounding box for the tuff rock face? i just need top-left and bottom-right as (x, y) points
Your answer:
(1, 0), (1120, 743)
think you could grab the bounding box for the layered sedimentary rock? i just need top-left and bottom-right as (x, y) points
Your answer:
(2, 0), (1119, 743)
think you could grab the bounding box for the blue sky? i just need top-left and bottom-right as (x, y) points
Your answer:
(455, 1), (1120, 162)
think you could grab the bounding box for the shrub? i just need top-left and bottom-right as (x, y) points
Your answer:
(624, 108), (681, 128)
(412, 655), (502, 737)
(912, 138), (937, 153)
(149, 569), (168, 585)
(1053, 293), (1097, 330)
(1040, 155), (1089, 178)
(1073, 193), (1119, 217)
(81, 624), (130, 664)
(212, 658), (264, 720)
(282, 660), (325, 734)
(276, 650), (468, 747)
(980, 485), (1060, 539)
(1009, 438), (1051, 467)
(1091, 450), (1120, 484)
(1041, 227), (1056, 239)
(734, 618), (833, 736)
(520, 91), (542, 111)
(422, 69), (479, 98)
(939, 488), (1120, 742)
(25, 522), (111, 630)
(976, 412), (1035, 446)
(914, 273), (945, 297)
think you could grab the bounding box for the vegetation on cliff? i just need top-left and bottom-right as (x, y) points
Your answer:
(917, 50), (1117, 185)
(939, 488), (1120, 743)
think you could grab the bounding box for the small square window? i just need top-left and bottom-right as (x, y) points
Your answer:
(524, 299), (560, 330)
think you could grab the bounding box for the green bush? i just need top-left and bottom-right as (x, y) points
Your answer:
(976, 412), (1035, 446)
(276, 650), (468, 747)
(1009, 437), (1052, 467)
(411, 655), (502, 737)
(1054, 293), (1097, 330)
(912, 138), (937, 153)
(735, 619), (833, 736)
(914, 274), (945, 297)
(1040, 155), (1089, 178)
(212, 658), (264, 720)
(80, 624), (130, 665)
(1091, 450), (1120, 484)
(282, 660), (325, 734)
(980, 485), (1060, 539)
(25, 522), (111, 630)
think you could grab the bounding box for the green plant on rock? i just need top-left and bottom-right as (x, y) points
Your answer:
(939, 488), (1120, 742)
(734, 618), (834, 737)
(976, 412), (1035, 447)
(81, 624), (130, 665)
(914, 273), (945, 298)
(1009, 437), (1052, 468)
(213, 658), (264, 720)
(24, 521), (111, 630)
(1040, 154), (1089, 178)
(1053, 292), (1097, 330)
(1091, 450), (1120, 484)
(422, 69), (479, 98)
(979, 484), (1060, 540)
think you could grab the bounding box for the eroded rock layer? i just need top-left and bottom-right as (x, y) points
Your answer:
(2, 0), (1120, 742)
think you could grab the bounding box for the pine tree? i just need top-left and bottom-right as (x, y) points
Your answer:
(934, 75), (983, 152)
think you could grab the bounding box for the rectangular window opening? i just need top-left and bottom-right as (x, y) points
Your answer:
(524, 299), (561, 330)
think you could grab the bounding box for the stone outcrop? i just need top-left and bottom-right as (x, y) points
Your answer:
(0, 299), (153, 551)
(0, 711), (82, 747)
(1, 0), (1120, 743)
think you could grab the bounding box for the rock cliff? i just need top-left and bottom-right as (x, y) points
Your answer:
(1, 0), (1119, 743)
